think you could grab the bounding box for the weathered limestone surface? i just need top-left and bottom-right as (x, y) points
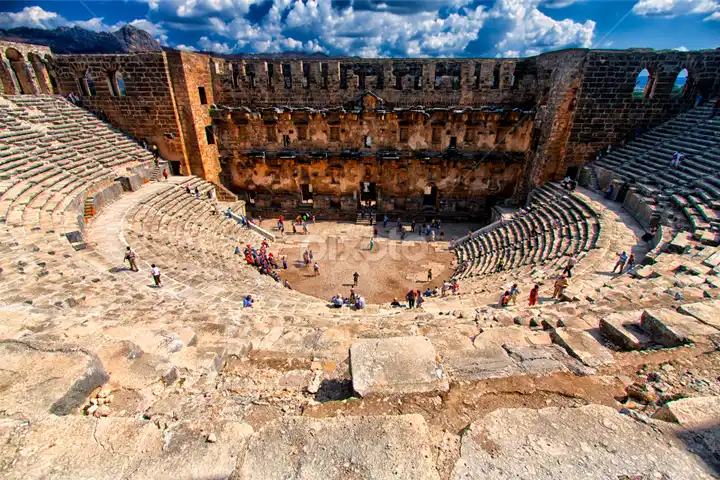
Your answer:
(550, 328), (614, 367)
(599, 311), (652, 350)
(1, 416), (253, 479)
(451, 405), (716, 479)
(0, 340), (109, 418)
(653, 396), (720, 426)
(677, 300), (720, 329)
(350, 336), (448, 397)
(641, 308), (720, 347)
(238, 415), (440, 480)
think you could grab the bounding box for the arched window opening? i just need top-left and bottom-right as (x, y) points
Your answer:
(77, 69), (96, 96)
(633, 68), (655, 100)
(6, 48), (33, 94)
(491, 63), (501, 89)
(671, 68), (688, 98)
(28, 53), (51, 94)
(106, 71), (126, 97)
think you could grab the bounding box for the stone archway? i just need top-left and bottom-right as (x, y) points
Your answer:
(5, 47), (34, 94)
(28, 52), (52, 94)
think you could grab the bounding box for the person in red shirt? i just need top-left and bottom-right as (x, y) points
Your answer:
(529, 284), (540, 306)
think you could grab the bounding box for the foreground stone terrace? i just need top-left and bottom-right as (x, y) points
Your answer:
(1, 95), (720, 478)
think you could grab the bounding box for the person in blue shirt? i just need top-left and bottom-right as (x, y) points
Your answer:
(243, 295), (253, 308)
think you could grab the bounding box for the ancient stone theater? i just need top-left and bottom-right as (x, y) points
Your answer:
(1, 38), (720, 478)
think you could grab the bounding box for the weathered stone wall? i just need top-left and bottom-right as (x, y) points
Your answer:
(166, 51), (222, 182)
(49, 53), (189, 171)
(6, 42), (719, 218)
(213, 104), (533, 154)
(0, 41), (53, 95)
(211, 57), (537, 108)
(228, 153), (524, 217)
(565, 49), (720, 166)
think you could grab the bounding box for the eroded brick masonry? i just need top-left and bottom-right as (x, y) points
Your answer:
(6, 42), (719, 218)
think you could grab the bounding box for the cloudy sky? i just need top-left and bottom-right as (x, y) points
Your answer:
(1, 0), (718, 57)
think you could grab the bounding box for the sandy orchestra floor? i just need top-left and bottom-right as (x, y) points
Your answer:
(267, 219), (481, 304)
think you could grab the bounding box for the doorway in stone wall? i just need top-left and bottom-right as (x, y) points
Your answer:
(616, 183), (630, 203)
(301, 184), (314, 204)
(423, 185), (438, 209)
(360, 182), (377, 207)
(565, 166), (580, 180)
(169, 161), (181, 176)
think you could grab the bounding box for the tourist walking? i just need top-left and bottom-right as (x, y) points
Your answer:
(152, 144), (159, 160)
(282, 256), (288, 269)
(509, 283), (520, 305)
(427, 268), (432, 282)
(284, 279), (292, 289)
(369, 238), (375, 252)
(124, 246), (138, 272)
(563, 256), (576, 278)
(150, 264), (162, 287)
(625, 253), (636, 273)
(383, 215), (388, 228)
(353, 271), (359, 286)
(528, 284), (539, 306)
(406, 289), (416, 309)
(670, 152), (684, 169)
(195, 186), (200, 199)
(243, 295), (253, 308)
(552, 275), (568, 299)
(162, 169), (168, 181)
(186, 184), (191, 195)
(612, 251), (628, 274)
(313, 262), (320, 276)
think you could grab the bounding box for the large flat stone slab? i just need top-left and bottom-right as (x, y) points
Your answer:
(237, 415), (440, 480)
(452, 405), (716, 479)
(677, 300), (720, 329)
(443, 345), (522, 381)
(350, 336), (448, 397)
(550, 328), (614, 367)
(641, 308), (719, 347)
(653, 396), (720, 426)
(599, 311), (652, 350)
(0, 339), (109, 418)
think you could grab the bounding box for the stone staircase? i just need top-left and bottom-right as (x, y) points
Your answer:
(594, 100), (720, 234)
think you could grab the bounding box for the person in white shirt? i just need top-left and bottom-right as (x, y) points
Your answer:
(150, 264), (162, 287)
(670, 152), (684, 169)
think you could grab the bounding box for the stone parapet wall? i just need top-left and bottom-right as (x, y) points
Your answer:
(211, 56), (538, 108)
(49, 52), (189, 171)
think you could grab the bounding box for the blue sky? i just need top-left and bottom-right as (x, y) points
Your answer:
(0, 0), (718, 57)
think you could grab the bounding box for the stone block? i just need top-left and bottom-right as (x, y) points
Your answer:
(443, 345), (522, 381)
(350, 336), (448, 397)
(550, 328), (614, 367)
(641, 308), (719, 347)
(503, 344), (569, 375)
(452, 405), (715, 479)
(238, 415), (440, 480)
(0, 340), (109, 418)
(653, 396), (720, 426)
(599, 311), (652, 350)
(677, 300), (720, 329)
(667, 231), (691, 254)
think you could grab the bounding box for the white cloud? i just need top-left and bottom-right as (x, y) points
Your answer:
(632, 0), (719, 18)
(492, 0), (595, 58)
(175, 44), (198, 51)
(198, 36), (234, 54)
(705, 10), (720, 18)
(674, 45), (689, 51)
(0, 6), (112, 31)
(0, 6), (170, 46)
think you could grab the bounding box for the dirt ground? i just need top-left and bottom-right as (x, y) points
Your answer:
(266, 219), (482, 304)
